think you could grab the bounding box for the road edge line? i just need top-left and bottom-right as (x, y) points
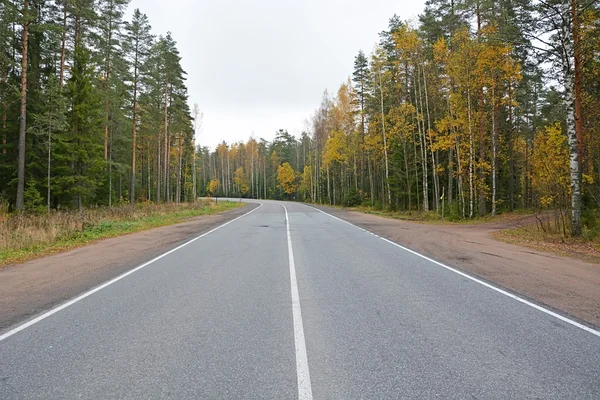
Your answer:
(303, 203), (600, 339)
(0, 203), (263, 342)
(281, 204), (314, 400)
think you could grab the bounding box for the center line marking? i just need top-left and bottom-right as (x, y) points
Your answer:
(281, 203), (313, 400)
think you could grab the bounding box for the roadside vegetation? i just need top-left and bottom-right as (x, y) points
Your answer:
(189, 2), (599, 242)
(0, 200), (241, 267)
(342, 205), (511, 224)
(2, 1), (599, 261)
(494, 210), (600, 263)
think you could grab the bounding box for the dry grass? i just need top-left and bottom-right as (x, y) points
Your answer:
(346, 205), (520, 225)
(493, 211), (600, 264)
(0, 200), (242, 266)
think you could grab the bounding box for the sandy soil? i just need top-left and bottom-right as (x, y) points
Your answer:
(314, 206), (600, 328)
(0, 204), (255, 331)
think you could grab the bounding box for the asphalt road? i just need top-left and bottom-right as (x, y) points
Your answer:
(1, 200), (599, 399)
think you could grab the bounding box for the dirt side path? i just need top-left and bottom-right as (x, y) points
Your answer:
(0, 203), (255, 331)
(314, 206), (600, 328)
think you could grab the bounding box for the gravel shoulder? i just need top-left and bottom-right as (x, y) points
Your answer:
(313, 205), (600, 328)
(0, 203), (256, 331)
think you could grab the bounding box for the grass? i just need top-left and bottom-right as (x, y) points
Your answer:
(493, 214), (600, 263)
(345, 204), (519, 225)
(0, 200), (243, 267)
(332, 201), (600, 262)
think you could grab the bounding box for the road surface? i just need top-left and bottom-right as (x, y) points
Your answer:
(1, 200), (599, 399)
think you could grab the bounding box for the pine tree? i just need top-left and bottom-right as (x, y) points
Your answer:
(16, 0), (30, 210)
(58, 44), (104, 210)
(353, 50), (370, 197)
(28, 74), (67, 213)
(125, 9), (153, 204)
(97, 0), (129, 161)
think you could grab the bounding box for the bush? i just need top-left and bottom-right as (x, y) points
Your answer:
(0, 200), (217, 257)
(343, 188), (362, 207)
(582, 208), (599, 240)
(372, 200), (383, 211)
(24, 180), (45, 214)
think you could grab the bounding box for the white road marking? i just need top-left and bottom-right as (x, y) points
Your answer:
(281, 204), (314, 400)
(304, 204), (600, 339)
(0, 203), (263, 342)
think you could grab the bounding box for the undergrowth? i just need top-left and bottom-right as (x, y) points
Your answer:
(0, 200), (241, 266)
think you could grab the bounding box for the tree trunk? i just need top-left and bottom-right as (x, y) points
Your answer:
(571, 0), (584, 163)
(379, 69), (391, 207)
(147, 138), (151, 201)
(130, 38), (139, 204)
(156, 130), (161, 203)
(456, 141), (466, 219)
(565, 1), (583, 236)
(250, 152), (254, 198)
(163, 85), (169, 202)
(108, 127), (113, 207)
(16, 0), (29, 211)
(368, 153), (374, 206)
(414, 73), (428, 212)
(220, 152), (225, 197)
(226, 152), (230, 196)
(193, 148), (197, 201)
(448, 146), (454, 207)
(1, 66), (6, 155)
(476, 2), (485, 217)
(447, 82), (456, 209)
(103, 4), (113, 160)
(202, 150), (206, 194)
(566, 72), (582, 236)
(47, 111), (52, 214)
(327, 166), (331, 205)
(491, 87), (498, 216)
(166, 137), (171, 201)
(332, 171), (336, 206)
(59, 0), (67, 88)
(508, 81), (515, 211)
(177, 136), (182, 203)
(422, 64), (439, 211)
(477, 94), (486, 217)
(360, 95), (365, 198)
(403, 138), (411, 212)
(467, 88), (474, 219)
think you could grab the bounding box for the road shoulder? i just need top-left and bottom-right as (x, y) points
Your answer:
(0, 203), (257, 331)
(311, 204), (600, 328)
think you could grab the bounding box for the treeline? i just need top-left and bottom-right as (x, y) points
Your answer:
(196, 0), (600, 237)
(3, 1), (599, 237)
(0, 0), (196, 212)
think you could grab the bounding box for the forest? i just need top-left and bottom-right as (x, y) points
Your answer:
(196, 0), (600, 237)
(1, 0), (196, 212)
(1, 0), (599, 238)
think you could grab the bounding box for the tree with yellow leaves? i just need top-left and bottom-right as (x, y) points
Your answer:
(233, 167), (249, 196)
(277, 162), (297, 198)
(531, 123), (571, 235)
(388, 103), (417, 210)
(206, 178), (220, 198)
(298, 165), (313, 201)
(474, 28), (521, 215)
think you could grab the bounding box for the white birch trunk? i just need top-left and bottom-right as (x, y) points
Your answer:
(379, 69), (391, 207)
(491, 88), (497, 216)
(562, 5), (582, 235)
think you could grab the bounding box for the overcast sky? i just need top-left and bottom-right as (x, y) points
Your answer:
(128, 0), (427, 149)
